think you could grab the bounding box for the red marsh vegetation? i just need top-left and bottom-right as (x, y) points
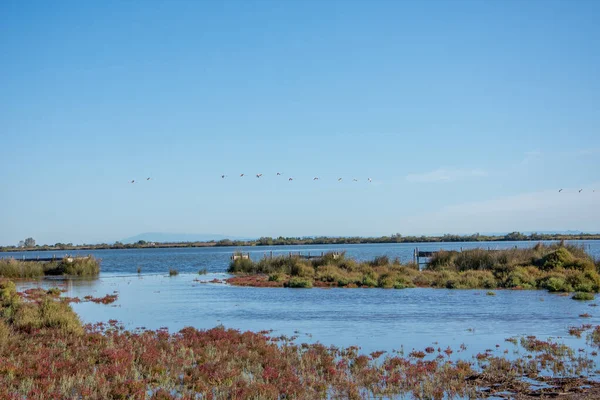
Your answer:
(2, 278), (600, 398)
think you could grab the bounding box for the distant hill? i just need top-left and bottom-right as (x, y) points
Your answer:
(120, 232), (251, 244)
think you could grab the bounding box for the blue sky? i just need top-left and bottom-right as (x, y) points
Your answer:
(1, 0), (599, 245)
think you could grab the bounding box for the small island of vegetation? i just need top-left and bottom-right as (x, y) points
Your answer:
(0, 256), (100, 279)
(228, 243), (600, 295)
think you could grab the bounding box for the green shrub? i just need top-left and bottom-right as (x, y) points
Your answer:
(291, 262), (315, 278)
(541, 248), (574, 270)
(287, 277), (312, 288)
(362, 274), (378, 287)
(198, 268), (208, 275)
(541, 276), (569, 292)
(412, 271), (436, 287)
(505, 267), (539, 289)
(454, 250), (495, 271)
(458, 270), (496, 289)
(393, 281), (407, 289)
(268, 273), (284, 282)
(0, 280), (17, 305)
(333, 258), (359, 272)
(169, 269), (179, 276)
(572, 292), (595, 301)
(228, 257), (255, 273)
(378, 274), (396, 289)
(12, 296), (82, 335)
(566, 259), (596, 273)
(315, 265), (342, 283)
(428, 251), (458, 270)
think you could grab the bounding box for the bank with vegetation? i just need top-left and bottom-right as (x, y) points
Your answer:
(2, 231), (600, 252)
(228, 243), (600, 295)
(1, 278), (600, 399)
(0, 256), (100, 279)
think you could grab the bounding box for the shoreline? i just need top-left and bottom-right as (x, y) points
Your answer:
(3, 233), (600, 253)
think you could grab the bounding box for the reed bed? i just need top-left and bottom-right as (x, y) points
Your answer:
(0, 256), (100, 279)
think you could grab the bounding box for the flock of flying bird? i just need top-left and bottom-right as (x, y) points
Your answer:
(128, 176), (595, 192)
(129, 178), (151, 184)
(219, 173), (372, 183)
(127, 175), (375, 183)
(558, 188), (596, 193)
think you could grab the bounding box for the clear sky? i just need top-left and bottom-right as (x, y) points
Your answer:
(1, 0), (599, 245)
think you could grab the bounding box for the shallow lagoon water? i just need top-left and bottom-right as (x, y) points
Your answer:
(18, 272), (600, 359)
(4, 240), (600, 275)
(10, 241), (600, 360)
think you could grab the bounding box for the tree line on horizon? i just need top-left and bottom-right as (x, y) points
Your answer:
(2, 232), (600, 252)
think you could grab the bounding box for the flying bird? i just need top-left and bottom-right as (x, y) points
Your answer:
(256, 174), (263, 178)
(277, 172), (281, 176)
(353, 179), (358, 182)
(579, 189), (583, 193)
(288, 177), (293, 181)
(313, 177), (319, 180)
(240, 173), (244, 177)
(559, 189), (563, 192)
(338, 178), (342, 182)
(146, 177), (151, 181)
(221, 175), (226, 179)
(368, 178), (372, 183)
(130, 180), (135, 184)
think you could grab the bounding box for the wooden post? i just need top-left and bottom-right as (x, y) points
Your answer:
(416, 247), (419, 269)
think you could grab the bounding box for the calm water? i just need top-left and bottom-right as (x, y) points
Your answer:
(10, 240), (600, 359)
(4, 240), (600, 275)
(17, 274), (599, 358)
